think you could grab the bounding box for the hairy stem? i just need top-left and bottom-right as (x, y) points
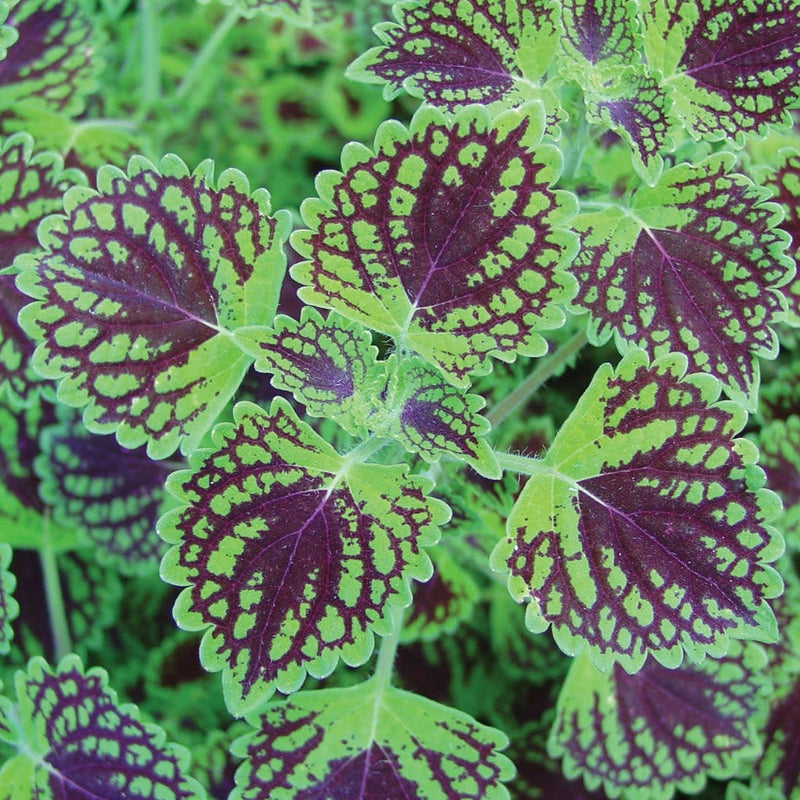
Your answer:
(487, 329), (588, 429)
(174, 5), (242, 102)
(40, 514), (72, 661)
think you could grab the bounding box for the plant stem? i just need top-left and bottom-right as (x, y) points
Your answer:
(174, 5), (241, 102)
(138, 0), (161, 112)
(40, 514), (72, 661)
(487, 328), (588, 429)
(373, 605), (404, 690)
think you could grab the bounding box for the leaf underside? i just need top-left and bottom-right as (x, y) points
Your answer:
(492, 349), (783, 672)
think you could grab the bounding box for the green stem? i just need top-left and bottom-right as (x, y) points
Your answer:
(40, 514), (71, 661)
(487, 329), (588, 429)
(138, 0), (161, 112)
(373, 605), (404, 690)
(174, 5), (241, 102)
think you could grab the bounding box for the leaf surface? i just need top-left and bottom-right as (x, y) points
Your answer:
(757, 415), (800, 549)
(346, 0), (560, 109)
(643, 0), (800, 141)
(16, 155), (291, 459)
(159, 398), (447, 715)
(549, 642), (769, 799)
(0, 655), (207, 799)
(571, 153), (793, 409)
(491, 350), (783, 672)
(293, 104), (577, 384)
(231, 681), (514, 799)
(0, 544), (17, 654)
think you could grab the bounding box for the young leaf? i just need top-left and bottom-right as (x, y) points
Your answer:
(491, 349), (783, 673)
(571, 153), (793, 410)
(0, 654), (207, 799)
(231, 681), (514, 799)
(0, 0), (99, 118)
(16, 155), (292, 459)
(236, 309), (386, 438)
(158, 398), (448, 716)
(0, 544), (18, 654)
(36, 405), (175, 575)
(643, 0), (800, 142)
(346, 0), (560, 110)
(293, 104), (578, 384)
(378, 355), (501, 479)
(559, 0), (639, 67)
(549, 642), (769, 799)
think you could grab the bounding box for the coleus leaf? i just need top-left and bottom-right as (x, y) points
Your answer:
(559, 0), (639, 67)
(236, 309), (386, 438)
(16, 154), (292, 459)
(209, 0), (313, 25)
(231, 680), (514, 799)
(549, 641), (769, 799)
(158, 398), (448, 715)
(346, 0), (560, 110)
(642, 0), (800, 142)
(0, 0), (99, 118)
(292, 103), (578, 384)
(36, 405), (175, 575)
(0, 655), (207, 799)
(757, 415), (800, 549)
(571, 152), (793, 410)
(0, 134), (85, 406)
(491, 349), (783, 672)
(0, 544), (18, 654)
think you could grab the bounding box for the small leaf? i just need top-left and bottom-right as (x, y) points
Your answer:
(293, 103), (578, 384)
(559, 0), (639, 66)
(643, 0), (800, 142)
(571, 153), (793, 410)
(0, 544), (18, 654)
(549, 642), (769, 799)
(16, 155), (292, 459)
(158, 398), (448, 715)
(36, 405), (175, 575)
(207, 0), (313, 25)
(346, 0), (560, 110)
(231, 681), (514, 799)
(236, 309), (385, 437)
(0, 0), (100, 118)
(491, 350), (783, 672)
(0, 654), (207, 799)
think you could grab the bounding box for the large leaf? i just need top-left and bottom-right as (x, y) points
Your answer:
(643, 0), (800, 142)
(0, 0), (99, 118)
(0, 655), (207, 799)
(549, 642), (769, 800)
(571, 153), (793, 410)
(292, 103), (578, 384)
(346, 0), (560, 110)
(231, 681), (514, 799)
(16, 155), (292, 459)
(491, 350), (783, 672)
(158, 398), (448, 715)
(0, 135), (85, 406)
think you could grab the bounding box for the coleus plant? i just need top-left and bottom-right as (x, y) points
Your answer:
(0, 0), (800, 798)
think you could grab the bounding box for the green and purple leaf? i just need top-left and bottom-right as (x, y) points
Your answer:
(643, 0), (800, 142)
(16, 155), (292, 459)
(159, 398), (448, 715)
(571, 153), (793, 409)
(0, 655), (207, 799)
(346, 0), (560, 110)
(559, 0), (639, 67)
(236, 309), (386, 438)
(0, 0), (100, 118)
(491, 350), (783, 672)
(0, 544), (18, 654)
(231, 681), (514, 800)
(549, 642), (769, 799)
(36, 405), (175, 575)
(293, 104), (578, 384)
